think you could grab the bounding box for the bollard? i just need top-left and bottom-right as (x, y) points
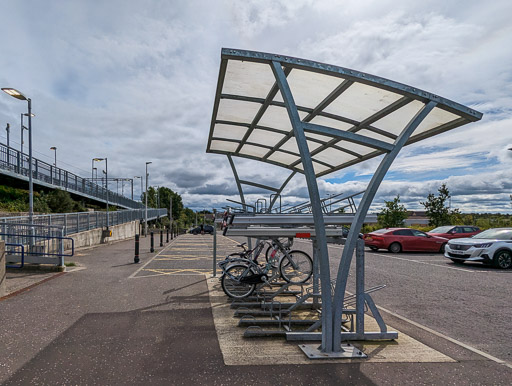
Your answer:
(166, 228), (169, 243)
(160, 229), (163, 247)
(134, 234), (140, 263)
(150, 231), (154, 253)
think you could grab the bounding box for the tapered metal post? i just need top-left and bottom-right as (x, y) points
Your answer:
(134, 234), (140, 263)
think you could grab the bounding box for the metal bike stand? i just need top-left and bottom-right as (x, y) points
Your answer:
(207, 48), (482, 358)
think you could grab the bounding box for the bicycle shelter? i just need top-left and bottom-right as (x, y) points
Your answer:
(206, 48), (482, 357)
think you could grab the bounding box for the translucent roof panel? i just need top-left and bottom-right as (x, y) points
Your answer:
(222, 60), (276, 99)
(213, 123), (248, 140)
(247, 129), (286, 146)
(207, 48), (482, 177)
(216, 99), (262, 124)
(274, 69), (345, 109)
(324, 82), (403, 122)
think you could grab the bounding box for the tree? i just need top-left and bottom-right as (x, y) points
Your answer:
(45, 189), (75, 213)
(421, 183), (458, 227)
(377, 195), (408, 228)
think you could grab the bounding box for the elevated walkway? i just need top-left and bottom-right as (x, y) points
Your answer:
(0, 143), (143, 209)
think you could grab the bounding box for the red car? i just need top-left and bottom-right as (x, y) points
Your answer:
(427, 225), (480, 239)
(363, 228), (448, 253)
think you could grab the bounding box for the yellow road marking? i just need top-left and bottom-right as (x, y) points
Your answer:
(142, 268), (212, 275)
(155, 256), (211, 261)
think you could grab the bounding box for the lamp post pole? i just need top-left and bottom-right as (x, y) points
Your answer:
(2, 88), (33, 223)
(134, 176), (142, 201)
(50, 147), (57, 183)
(145, 162), (152, 236)
(5, 123), (9, 148)
(94, 158), (108, 228)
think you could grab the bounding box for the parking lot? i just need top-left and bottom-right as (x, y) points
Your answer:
(317, 241), (512, 366)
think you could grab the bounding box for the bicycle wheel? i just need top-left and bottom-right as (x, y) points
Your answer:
(279, 250), (313, 284)
(265, 245), (283, 268)
(221, 264), (256, 299)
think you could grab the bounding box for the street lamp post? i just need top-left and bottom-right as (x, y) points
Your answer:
(94, 158), (108, 228)
(2, 88), (33, 223)
(145, 162), (152, 236)
(50, 146), (57, 183)
(134, 176), (143, 201)
(5, 123), (9, 148)
(20, 113), (33, 156)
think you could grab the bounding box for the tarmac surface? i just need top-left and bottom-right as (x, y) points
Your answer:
(1, 233), (511, 385)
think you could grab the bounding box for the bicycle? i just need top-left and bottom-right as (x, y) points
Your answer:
(218, 240), (313, 299)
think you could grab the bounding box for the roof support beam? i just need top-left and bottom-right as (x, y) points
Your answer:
(303, 122), (395, 152)
(271, 60), (335, 353)
(331, 100), (438, 352)
(268, 171), (296, 212)
(239, 180), (279, 192)
(235, 67), (292, 153)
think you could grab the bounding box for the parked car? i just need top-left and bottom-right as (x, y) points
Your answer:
(363, 228), (448, 253)
(444, 228), (512, 269)
(428, 225), (480, 239)
(190, 225), (214, 235)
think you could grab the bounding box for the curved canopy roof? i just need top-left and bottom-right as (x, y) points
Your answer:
(207, 48), (482, 178)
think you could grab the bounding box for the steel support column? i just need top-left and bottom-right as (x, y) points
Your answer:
(271, 61), (334, 352)
(331, 101), (437, 350)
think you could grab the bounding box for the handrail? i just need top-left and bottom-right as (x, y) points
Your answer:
(0, 142), (144, 209)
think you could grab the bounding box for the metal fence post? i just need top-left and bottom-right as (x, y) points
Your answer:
(76, 213), (79, 233)
(64, 215), (68, 236)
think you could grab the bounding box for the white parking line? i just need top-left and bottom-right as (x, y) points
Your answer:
(375, 304), (512, 369)
(368, 252), (476, 272)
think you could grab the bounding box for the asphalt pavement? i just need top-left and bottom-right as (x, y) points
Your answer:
(0, 234), (511, 385)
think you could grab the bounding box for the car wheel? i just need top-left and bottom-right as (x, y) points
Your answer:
(388, 242), (401, 253)
(440, 243), (446, 253)
(369, 246), (378, 251)
(450, 258), (464, 265)
(493, 250), (512, 269)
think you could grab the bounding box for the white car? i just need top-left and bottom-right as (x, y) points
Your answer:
(444, 228), (512, 269)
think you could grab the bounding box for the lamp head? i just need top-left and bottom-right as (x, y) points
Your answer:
(93, 158), (104, 161)
(146, 161), (152, 165)
(50, 146), (57, 150)
(2, 88), (27, 101)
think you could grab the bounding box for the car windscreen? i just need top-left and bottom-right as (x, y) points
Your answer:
(429, 226), (453, 233)
(472, 229), (512, 240)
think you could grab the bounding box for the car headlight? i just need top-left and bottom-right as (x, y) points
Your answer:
(473, 243), (493, 248)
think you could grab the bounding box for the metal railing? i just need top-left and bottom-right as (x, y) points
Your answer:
(0, 142), (144, 209)
(0, 222), (74, 267)
(0, 208), (167, 236)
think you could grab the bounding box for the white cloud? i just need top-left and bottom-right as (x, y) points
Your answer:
(0, 0), (511, 213)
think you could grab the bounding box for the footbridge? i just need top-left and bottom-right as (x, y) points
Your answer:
(0, 143), (143, 209)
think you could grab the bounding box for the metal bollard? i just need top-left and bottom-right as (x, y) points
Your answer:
(150, 231), (154, 253)
(166, 228), (169, 243)
(134, 234), (140, 263)
(160, 229), (163, 247)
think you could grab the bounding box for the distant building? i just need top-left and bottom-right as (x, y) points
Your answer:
(405, 211), (429, 226)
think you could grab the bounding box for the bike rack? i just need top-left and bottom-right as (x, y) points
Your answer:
(207, 48), (482, 358)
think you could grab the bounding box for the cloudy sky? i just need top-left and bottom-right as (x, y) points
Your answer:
(0, 0), (511, 213)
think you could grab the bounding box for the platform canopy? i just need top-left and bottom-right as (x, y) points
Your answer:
(207, 48), (482, 177)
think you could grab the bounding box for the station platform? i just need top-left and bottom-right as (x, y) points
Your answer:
(0, 234), (509, 385)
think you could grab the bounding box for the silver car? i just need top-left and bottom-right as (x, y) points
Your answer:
(444, 228), (512, 269)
